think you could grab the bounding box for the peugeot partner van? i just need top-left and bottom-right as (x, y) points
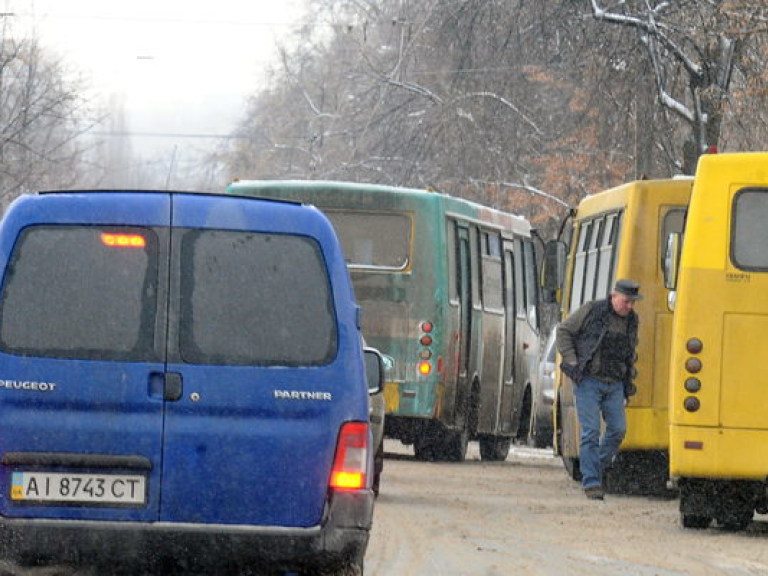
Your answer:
(0, 190), (381, 575)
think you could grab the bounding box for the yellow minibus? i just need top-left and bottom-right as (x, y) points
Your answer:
(545, 178), (691, 494)
(665, 151), (768, 529)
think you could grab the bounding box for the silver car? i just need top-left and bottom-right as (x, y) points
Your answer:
(530, 327), (556, 448)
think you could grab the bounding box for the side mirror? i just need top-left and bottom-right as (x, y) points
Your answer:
(663, 232), (681, 291)
(541, 240), (567, 304)
(364, 347), (384, 394)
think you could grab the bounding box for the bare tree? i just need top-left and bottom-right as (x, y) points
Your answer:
(588, 0), (767, 173)
(218, 0), (768, 236)
(0, 24), (100, 206)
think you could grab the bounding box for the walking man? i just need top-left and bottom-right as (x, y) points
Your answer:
(555, 279), (641, 500)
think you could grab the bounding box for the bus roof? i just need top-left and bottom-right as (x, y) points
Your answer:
(577, 177), (693, 216)
(227, 179), (531, 234)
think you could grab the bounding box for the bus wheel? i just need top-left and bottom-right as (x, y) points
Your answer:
(479, 435), (511, 461)
(681, 513), (712, 529)
(440, 425), (469, 462)
(413, 423), (441, 461)
(716, 510), (752, 531)
(515, 387), (533, 443)
(436, 383), (478, 462)
(413, 440), (437, 461)
(562, 456), (581, 482)
(604, 450), (671, 496)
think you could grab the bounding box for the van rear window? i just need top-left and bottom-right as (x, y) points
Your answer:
(0, 226), (159, 360)
(0, 226), (338, 367)
(178, 229), (338, 366)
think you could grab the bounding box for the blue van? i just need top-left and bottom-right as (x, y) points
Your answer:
(0, 191), (381, 575)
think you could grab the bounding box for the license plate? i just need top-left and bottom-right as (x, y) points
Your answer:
(10, 471), (146, 506)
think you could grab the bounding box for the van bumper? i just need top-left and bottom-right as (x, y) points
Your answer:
(0, 490), (374, 571)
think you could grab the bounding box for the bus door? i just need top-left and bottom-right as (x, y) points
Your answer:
(498, 241), (518, 434)
(456, 225), (472, 382)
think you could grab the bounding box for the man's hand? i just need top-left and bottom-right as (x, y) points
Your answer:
(560, 362), (583, 384)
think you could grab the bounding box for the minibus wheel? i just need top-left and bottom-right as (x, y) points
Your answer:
(681, 512), (712, 529)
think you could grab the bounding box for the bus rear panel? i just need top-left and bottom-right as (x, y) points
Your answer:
(668, 152), (768, 529)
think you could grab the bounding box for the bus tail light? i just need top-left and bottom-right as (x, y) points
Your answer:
(683, 397), (700, 412)
(686, 338), (703, 354)
(683, 337), (703, 412)
(417, 320), (435, 376)
(329, 422), (369, 491)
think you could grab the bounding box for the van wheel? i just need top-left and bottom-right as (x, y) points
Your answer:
(372, 442), (384, 496)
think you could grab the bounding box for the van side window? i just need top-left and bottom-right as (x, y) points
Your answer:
(179, 229), (338, 366)
(0, 225), (159, 360)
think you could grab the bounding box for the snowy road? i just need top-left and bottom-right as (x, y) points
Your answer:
(365, 440), (768, 576)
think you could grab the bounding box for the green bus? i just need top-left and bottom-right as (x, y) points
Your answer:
(227, 180), (541, 462)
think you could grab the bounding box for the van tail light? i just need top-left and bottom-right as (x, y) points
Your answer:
(329, 422), (369, 491)
(101, 233), (146, 248)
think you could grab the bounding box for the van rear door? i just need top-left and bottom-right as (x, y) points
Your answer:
(0, 192), (171, 522)
(159, 194), (348, 528)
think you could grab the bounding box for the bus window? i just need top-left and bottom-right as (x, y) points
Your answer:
(472, 226), (482, 305)
(596, 213), (619, 297)
(448, 220), (458, 301)
(732, 188), (768, 269)
(583, 217), (603, 302)
(325, 210), (411, 270)
(523, 240), (538, 328)
(483, 231), (502, 258)
(482, 231), (503, 311)
(503, 248), (516, 382)
(570, 221), (591, 310)
(514, 238), (526, 319)
(660, 208), (685, 271)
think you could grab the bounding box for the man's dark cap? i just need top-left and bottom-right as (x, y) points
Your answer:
(613, 279), (642, 300)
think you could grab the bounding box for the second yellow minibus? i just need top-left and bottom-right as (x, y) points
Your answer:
(545, 177), (692, 494)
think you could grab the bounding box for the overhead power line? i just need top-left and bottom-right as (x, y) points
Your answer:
(88, 130), (246, 140)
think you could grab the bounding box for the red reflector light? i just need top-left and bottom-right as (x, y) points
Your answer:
(418, 361), (432, 376)
(684, 378), (701, 392)
(683, 396), (701, 412)
(421, 321), (433, 333)
(101, 233), (146, 248)
(684, 440), (704, 450)
(329, 422), (369, 491)
(420, 335), (433, 346)
(685, 358), (702, 373)
(686, 338), (703, 354)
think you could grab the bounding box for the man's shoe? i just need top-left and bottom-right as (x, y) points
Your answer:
(584, 486), (604, 500)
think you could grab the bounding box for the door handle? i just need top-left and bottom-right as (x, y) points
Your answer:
(164, 372), (183, 401)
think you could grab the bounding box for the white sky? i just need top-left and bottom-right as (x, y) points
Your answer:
(7, 0), (306, 162)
